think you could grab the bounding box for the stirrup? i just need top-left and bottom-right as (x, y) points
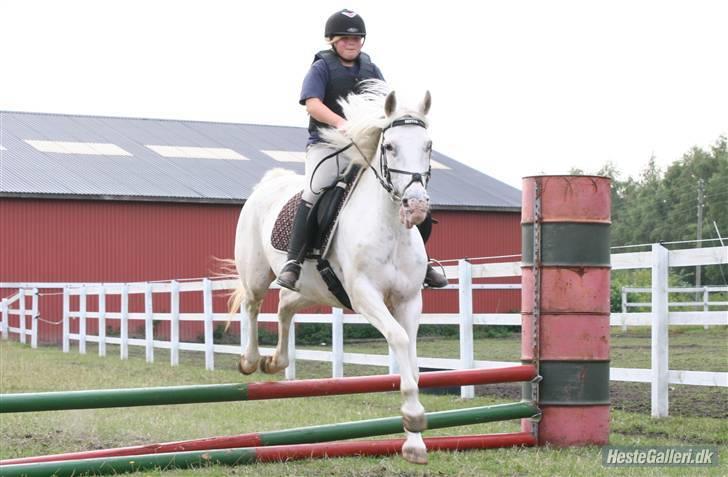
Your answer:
(276, 260), (302, 291)
(424, 259), (448, 289)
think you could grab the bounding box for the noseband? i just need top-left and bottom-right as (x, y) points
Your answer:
(353, 116), (432, 203)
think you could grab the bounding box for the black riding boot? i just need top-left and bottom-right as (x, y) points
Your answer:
(276, 200), (313, 291)
(417, 212), (448, 288)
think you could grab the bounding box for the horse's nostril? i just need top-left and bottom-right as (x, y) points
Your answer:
(402, 198), (409, 207)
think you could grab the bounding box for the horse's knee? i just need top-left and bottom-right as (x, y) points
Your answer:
(386, 328), (410, 352)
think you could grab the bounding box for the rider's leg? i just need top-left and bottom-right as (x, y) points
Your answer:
(276, 143), (347, 291)
(276, 199), (313, 291)
(416, 212), (448, 288)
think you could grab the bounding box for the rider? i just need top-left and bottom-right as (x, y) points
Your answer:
(276, 8), (448, 291)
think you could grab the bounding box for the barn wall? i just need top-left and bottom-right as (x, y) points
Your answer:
(1, 198), (239, 343)
(1, 199), (521, 344)
(423, 210), (522, 316)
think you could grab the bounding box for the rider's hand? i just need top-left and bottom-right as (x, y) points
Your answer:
(335, 118), (348, 130)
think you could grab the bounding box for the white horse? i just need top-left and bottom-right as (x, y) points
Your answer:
(229, 81), (434, 464)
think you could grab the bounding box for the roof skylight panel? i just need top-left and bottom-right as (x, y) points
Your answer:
(24, 140), (132, 156)
(261, 150), (307, 163)
(146, 145), (248, 160)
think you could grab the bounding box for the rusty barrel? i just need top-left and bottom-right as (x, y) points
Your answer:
(520, 175), (611, 446)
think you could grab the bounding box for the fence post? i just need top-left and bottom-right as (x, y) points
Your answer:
(621, 288), (628, 331)
(98, 286), (106, 357)
(651, 243), (669, 418)
(120, 284), (129, 360)
(18, 289), (26, 345)
(62, 287), (70, 353)
(332, 307), (344, 378)
(285, 316), (296, 380)
(1, 298), (8, 340)
(388, 345), (399, 374)
(203, 278), (214, 371)
(79, 285), (87, 354)
(170, 280), (180, 366)
(458, 259), (475, 399)
(31, 289), (39, 349)
(703, 286), (709, 330)
(144, 282), (154, 363)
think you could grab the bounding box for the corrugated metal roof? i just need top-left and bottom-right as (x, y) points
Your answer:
(0, 111), (521, 210)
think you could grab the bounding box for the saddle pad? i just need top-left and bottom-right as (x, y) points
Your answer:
(270, 179), (357, 258)
(271, 191), (303, 253)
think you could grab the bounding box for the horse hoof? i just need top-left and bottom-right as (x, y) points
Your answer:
(259, 356), (280, 374)
(402, 413), (428, 433)
(402, 443), (428, 465)
(238, 356), (258, 375)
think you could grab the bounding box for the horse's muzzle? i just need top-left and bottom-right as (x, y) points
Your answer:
(400, 195), (430, 229)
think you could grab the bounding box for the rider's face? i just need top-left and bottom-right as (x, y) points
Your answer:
(333, 36), (363, 62)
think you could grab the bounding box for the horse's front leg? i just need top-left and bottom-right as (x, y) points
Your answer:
(351, 284), (427, 465)
(392, 294), (428, 464)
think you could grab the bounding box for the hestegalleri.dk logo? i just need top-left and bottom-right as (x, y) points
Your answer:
(602, 446), (719, 467)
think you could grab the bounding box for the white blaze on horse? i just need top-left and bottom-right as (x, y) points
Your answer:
(229, 81), (435, 464)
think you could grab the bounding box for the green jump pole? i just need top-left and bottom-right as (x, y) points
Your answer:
(0, 403), (537, 476)
(0, 366), (536, 413)
(261, 401), (538, 446)
(0, 447), (257, 477)
(0, 433), (536, 477)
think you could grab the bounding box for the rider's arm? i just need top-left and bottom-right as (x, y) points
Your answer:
(305, 97), (346, 129)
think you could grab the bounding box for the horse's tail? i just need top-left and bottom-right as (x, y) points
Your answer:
(209, 257), (245, 332)
(225, 280), (246, 332)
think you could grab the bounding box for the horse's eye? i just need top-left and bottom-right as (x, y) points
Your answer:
(384, 143), (394, 152)
(425, 142), (432, 152)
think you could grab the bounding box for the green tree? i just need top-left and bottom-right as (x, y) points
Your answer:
(572, 136), (728, 285)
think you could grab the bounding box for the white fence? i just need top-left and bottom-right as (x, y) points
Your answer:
(621, 285), (727, 330)
(2, 244), (727, 417)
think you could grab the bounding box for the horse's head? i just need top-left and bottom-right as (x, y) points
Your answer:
(318, 81), (434, 228)
(381, 90), (432, 229)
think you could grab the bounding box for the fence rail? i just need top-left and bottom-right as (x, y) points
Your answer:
(2, 245), (727, 417)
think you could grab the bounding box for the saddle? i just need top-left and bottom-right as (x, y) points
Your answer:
(270, 165), (363, 309)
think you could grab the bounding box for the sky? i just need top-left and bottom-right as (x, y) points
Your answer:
(1, 0), (727, 189)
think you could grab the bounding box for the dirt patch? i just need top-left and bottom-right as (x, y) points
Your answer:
(473, 382), (728, 419)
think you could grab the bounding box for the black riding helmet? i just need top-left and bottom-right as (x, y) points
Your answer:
(325, 9), (366, 38)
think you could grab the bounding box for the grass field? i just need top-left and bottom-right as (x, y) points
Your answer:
(1, 328), (726, 476)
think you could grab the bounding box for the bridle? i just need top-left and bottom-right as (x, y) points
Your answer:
(353, 115), (432, 203)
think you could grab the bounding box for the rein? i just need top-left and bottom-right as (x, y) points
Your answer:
(351, 116), (432, 203)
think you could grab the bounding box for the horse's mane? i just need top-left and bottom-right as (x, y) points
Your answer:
(319, 80), (428, 166)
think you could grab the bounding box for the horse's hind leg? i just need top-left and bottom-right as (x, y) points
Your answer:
(236, 260), (275, 375)
(259, 289), (311, 374)
(238, 293), (264, 375)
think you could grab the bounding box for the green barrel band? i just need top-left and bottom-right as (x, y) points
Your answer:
(521, 361), (610, 405)
(521, 223), (610, 266)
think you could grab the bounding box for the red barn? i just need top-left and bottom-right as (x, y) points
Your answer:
(0, 111), (521, 343)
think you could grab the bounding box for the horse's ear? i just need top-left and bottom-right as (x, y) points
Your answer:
(420, 90), (432, 116)
(385, 91), (397, 117)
